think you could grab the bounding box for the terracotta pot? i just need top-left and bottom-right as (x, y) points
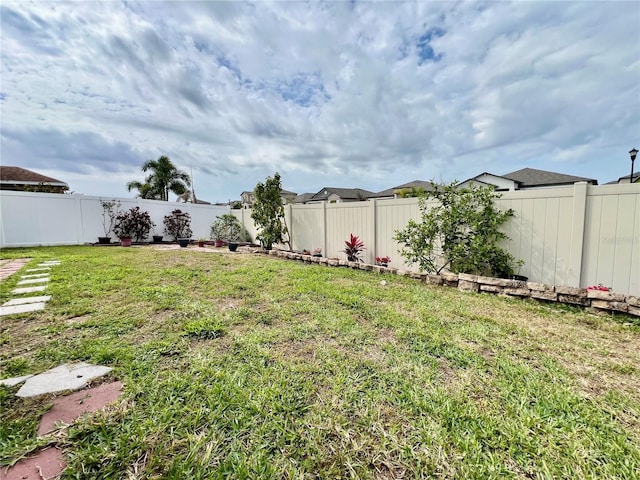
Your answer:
(214, 240), (224, 247)
(198, 241), (205, 247)
(120, 237), (132, 247)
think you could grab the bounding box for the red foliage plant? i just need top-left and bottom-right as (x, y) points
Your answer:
(344, 234), (365, 262)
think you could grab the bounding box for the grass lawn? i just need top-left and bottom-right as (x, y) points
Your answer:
(1, 246), (639, 479)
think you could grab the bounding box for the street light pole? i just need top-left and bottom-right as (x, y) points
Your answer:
(630, 148), (638, 184)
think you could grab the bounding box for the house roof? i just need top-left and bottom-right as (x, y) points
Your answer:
(604, 173), (640, 185)
(294, 193), (315, 203)
(311, 187), (375, 201)
(370, 180), (433, 198)
(0, 166), (69, 188)
(502, 168), (597, 187)
(0, 166), (69, 187)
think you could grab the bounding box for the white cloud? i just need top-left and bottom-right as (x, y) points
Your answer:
(1, 0), (638, 201)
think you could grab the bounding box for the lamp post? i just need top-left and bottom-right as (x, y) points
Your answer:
(630, 148), (638, 184)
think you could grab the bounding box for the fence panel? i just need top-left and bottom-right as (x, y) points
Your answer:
(0, 191), (228, 246)
(289, 203), (324, 253)
(582, 185), (640, 294)
(374, 198), (422, 270)
(326, 202), (375, 263)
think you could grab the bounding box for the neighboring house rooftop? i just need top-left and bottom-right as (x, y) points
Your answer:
(371, 180), (433, 198)
(310, 187), (375, 202)
(294, 193), (316, 204)
(0, 166), (69, 193)
(459, 168), (598, 191)
(604, 173), (640, 185)
(502, 168), (598, 187)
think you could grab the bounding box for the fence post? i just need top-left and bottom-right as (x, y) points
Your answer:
(370, 199), (377, 262)
(286, 203), (293, 250)
(322, 201), (327, 258)
(568, 182), (588, 287)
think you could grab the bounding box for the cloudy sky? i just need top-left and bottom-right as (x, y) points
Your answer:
(1, 1), (639, 202)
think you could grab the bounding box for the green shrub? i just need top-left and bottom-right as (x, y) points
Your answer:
(394, 181), (521, 277)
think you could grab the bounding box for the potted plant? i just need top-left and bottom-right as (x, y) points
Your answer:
(375, 256), (391, 267)
(344, 234), (365, 262)
(113, 206), (154, 247)
(198, 237), (206, 247)
(210, 220), (225, 247)
(210, 214), (245, 252)
(163, 209), (192, 247)
(312, 248), (322, 257)
(151, 226), (163, 243)
(98, 199), (121, 244)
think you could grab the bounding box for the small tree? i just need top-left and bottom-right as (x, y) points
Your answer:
(163, 209), (192, 240)
(210, 214), (249, 243)
(394, 182), (520, 277)
(251, 172), (290, 250)
(100, 199), (121, 237)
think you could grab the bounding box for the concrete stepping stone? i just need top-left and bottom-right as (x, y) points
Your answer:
(17, 363), (112, 398)
(17, 277), (49, 285)
(12, 286), (47, 294)
(2, 446), (65, 480)
(3, 296), (51, 306)
(0, 374), (34, 387)
(38, 381), (123, 435)
(0, 303), (46, 316)
(37, 263), (59, 267)
(20, 273), (50, 279)
(26, 267), (50, 272)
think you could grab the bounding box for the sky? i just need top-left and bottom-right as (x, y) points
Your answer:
(1, 1), (639, 203)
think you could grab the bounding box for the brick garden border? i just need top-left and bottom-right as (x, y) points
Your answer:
(266, 250), (640, 317)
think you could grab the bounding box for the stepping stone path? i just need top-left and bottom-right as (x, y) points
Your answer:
(1, 259), (60, 317)
(2, 263), (122, 478)
(1, 364), (122, 480)
(0, 258), (30, 281)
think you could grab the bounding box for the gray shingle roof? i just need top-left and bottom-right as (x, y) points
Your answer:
(294, 193), (315, 203)
(502, 168), (597, 187)
(311, 187), (375, 201)
(371, 180), (433, 198)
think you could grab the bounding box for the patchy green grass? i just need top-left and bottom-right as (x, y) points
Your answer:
(1, 246), (639, 479)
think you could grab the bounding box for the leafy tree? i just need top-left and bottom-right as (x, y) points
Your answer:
(251, 172), (290, 250)
(394, 181), (520, 277)
(126, 155), (191, 201)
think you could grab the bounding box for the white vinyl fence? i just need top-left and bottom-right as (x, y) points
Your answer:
(0, 191), (229, 246)
(235, 183), (640, 296)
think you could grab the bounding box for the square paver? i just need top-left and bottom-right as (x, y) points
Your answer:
(12, 286), (48, 294)
(0, 302), (46, 316)
(3, 296), (51, 306)
(17, 363), (112, 397)
(21, 273), (50, 279)
(17, 278), (49, 285)
(0, 374), (34, 387)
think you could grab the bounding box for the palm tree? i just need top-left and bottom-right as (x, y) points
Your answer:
(126, 156), (191, 201)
